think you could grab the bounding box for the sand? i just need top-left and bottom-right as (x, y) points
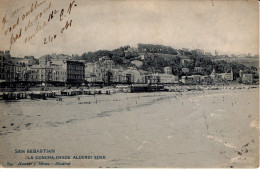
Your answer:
(0, 88), (259, 168)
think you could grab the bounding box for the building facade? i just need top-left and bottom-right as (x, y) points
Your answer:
(18, 56), (38, 66)
(85, 62), (103, 83)
(52, 65), (67, 82)
(151, 73), (178, 84)
(0, 51), (10, 81)
(102, 60), (115, 69)
(30, 65), (53, 82)
(4, 62), (25, 82)
(23, 70), (39, 82)
(0, 51), (26, 82)
(63, 61), (85, 85)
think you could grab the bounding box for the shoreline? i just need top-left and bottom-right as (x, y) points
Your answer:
(0, 84), (258, 101)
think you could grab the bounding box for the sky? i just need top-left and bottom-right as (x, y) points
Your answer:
(0, 0), (259, 58)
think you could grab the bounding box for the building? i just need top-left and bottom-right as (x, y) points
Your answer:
(143, 66), (179, 84)
(151, 73), (178, 84)
(139, 70), (152, 84)
(39, 54), (70, 66)
(102, 60), (115, 69)
(50, 53), (70, 66)
(181, 76), (194, 84)
(182, 68), (190, 74)
(139, 70), (178, 84)
(0, 61), (5, 80)
(242, 74), (253, 84)
(98, 56), (116, 69)
(219, 55), (228, 58)
(194, 67), (203, 73)
(39, 55), (52, 66)
(63, 61), (85, 85)
(85, 62), (102, 83)
(124, 47), (137, 53)
(149, 74), (160, 84)
(52, 65), (67, 83)
(195, 49), (204, 55)
(99, 56), (110, 62)
(23, 69), (39, 82)
(103, 68), (122, 83)
(85, 62), (96, 74)
(124, 47), (138, 57)
(4, 62), (25, 82)
(30, 65), (53, 82)
(210, 68), (233, 81)
(204, 52), (212, 56)
(200, 76), (212, 84)
(18, 56), (38, 66)
(0, 51), (26, 82)
(164, 66), (172, 74)
(102, 67), (142, 84)
(85, 62), (95, 82)
(0, 52), (7, 80)
(224, 69), (233, 81)
(182, 48), (189, 52)
(131, 60), (143, 68)
(231, 54), (237, 58)
(17, 56), (38, 66)
(0, 51), (11, 81)
(237, 54), (247, 58)
(181, 75), (203, 84)
(123, 68), (142, 83)
(139, 53), (150, 60)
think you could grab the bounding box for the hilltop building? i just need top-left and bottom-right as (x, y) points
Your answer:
(196, 49), (204, 55)
(131, 60), (143, 68)
(204, 52), (212, 56)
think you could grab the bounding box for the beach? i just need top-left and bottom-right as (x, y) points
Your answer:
(0, 88), (259, 168)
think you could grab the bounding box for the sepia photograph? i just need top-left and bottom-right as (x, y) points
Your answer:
(0, 0), (259, 168)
